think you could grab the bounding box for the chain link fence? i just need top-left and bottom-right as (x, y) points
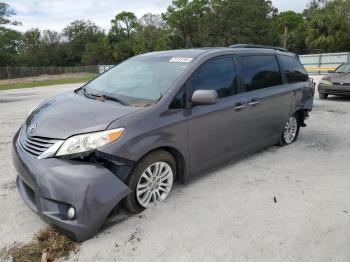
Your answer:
(0, 65), (101, 84)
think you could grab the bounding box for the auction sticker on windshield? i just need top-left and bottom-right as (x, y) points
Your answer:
(169, 57), (193, 63)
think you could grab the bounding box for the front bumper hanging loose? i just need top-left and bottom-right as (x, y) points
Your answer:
(12, 131), (131, 241)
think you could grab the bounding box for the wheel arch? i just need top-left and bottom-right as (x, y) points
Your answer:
(292, 108), (309, 125)
(134, 146), (187, 184)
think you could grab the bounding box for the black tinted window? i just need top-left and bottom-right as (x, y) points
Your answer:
(280, 55), (308, 83)
(169, 87), (186, 109)
(240, 55), (282, 92)
(191, 56), (237, 99)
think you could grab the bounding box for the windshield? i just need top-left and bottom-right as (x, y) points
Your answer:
(335, 63), (350, 73)
(84, 55), (192, 107)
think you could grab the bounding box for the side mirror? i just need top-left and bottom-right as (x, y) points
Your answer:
(191, 90), (218, 105)
(328, 70), (334, 73)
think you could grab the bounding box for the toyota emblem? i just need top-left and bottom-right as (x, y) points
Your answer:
(27, 123), (37, 133)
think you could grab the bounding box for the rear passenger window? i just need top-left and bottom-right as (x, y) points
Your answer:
(190, 56), (238, 99)
(280, 55), (308, 83)
(240, 55), (282, 92)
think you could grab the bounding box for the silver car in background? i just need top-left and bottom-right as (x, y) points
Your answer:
(319, 63), (350, 99)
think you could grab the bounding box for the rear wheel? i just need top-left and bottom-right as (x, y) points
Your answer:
(319, 93), (328, 99)
(280, 114), (300, 145)
(123, 150), (176, 214)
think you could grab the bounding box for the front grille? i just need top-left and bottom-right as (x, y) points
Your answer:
(18, 128), (59, 157)
(333, 82), (350, 86)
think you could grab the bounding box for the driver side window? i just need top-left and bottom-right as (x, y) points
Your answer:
(190, 56), (238, 99)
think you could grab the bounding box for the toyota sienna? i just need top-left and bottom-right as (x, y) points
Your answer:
(12, 44), (315, 241)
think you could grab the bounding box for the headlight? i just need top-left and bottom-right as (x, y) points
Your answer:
(320, 79), (332, 85)
(55, 128), (124, 157)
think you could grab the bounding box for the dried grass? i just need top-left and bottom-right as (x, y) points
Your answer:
(1, 227), (79, 262)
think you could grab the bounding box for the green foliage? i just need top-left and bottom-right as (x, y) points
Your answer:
(107, 12), (139, 61)
(305, 0), (350, 52)
(162, 0), (209, 47)
(136, 13), (168, 52)
(19, 29), (68, 66)
(276, 11), (304, 31)
(82, 40), (113, 65)
(2, 0), (350, 67)
(0, 2), (20, 26)
(202, 0), (277, 46)
(273, 11), (305, 52)
(0, 28), (22, 66)
(111, 11), (138, 38)
(63, 20), (106, 65)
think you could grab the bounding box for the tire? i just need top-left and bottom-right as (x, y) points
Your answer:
(319, 93), (328, 99)
(280, 114), (300, 146)
(123, 150), (176, 214)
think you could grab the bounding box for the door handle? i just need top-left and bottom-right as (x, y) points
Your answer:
(233, 103), (247, 111)
(248, 99), (260, 107)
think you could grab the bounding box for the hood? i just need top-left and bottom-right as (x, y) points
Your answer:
(25, 91), (140, 139)
(323, 72), (350, 84)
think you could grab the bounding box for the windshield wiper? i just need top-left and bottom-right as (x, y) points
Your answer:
(101, 94), (130, 106)
(81, 87), (96, 99)
(81, 87), (129, 106)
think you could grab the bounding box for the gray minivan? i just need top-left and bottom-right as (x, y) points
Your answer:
(12, 45), (315, 241)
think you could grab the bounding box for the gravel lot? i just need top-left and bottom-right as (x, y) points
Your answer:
(1, 80), (350, 262)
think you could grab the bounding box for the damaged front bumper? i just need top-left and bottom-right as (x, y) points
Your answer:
(12, 131), (132, 241)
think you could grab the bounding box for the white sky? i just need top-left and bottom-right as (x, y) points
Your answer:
(4, 0), (311, 32)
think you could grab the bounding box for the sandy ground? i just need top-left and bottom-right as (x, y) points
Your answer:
(1, 78), (350, 262)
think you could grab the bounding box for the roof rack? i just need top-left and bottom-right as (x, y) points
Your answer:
(229, 44), (289, 52)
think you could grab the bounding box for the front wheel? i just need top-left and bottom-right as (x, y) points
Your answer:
(123, 150), (176, 214)
(280, 114), (300, 145)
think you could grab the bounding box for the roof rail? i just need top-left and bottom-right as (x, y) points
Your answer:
(229, 44), (289, 52)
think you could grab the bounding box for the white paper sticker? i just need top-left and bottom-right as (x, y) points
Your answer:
(169, 57), (193, 63)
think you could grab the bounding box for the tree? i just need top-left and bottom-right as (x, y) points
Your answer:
(5, 0), (350, 67)
(0, 2), (20, 26)
(135, 13), (169, 52)
(0, 28), (22, 66)
(63, 20), (105, 65)
(20, 28), (41, 66)
(108, 12), (139, 62)
(305, 0), (350, 52)
(201, 0), (277, 46)
(42, 30), (61, 45)
(275, 11), (304, 49)
(0, 2), (21, 66)
(82, 40), (113, 65)
(162, 0), (209, 48)
(139, 13), (165, 28)
(110, 11), (138, 39)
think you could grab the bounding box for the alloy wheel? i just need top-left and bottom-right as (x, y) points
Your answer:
(283, 116), (298, 144)
(136, 161), (173, 208)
